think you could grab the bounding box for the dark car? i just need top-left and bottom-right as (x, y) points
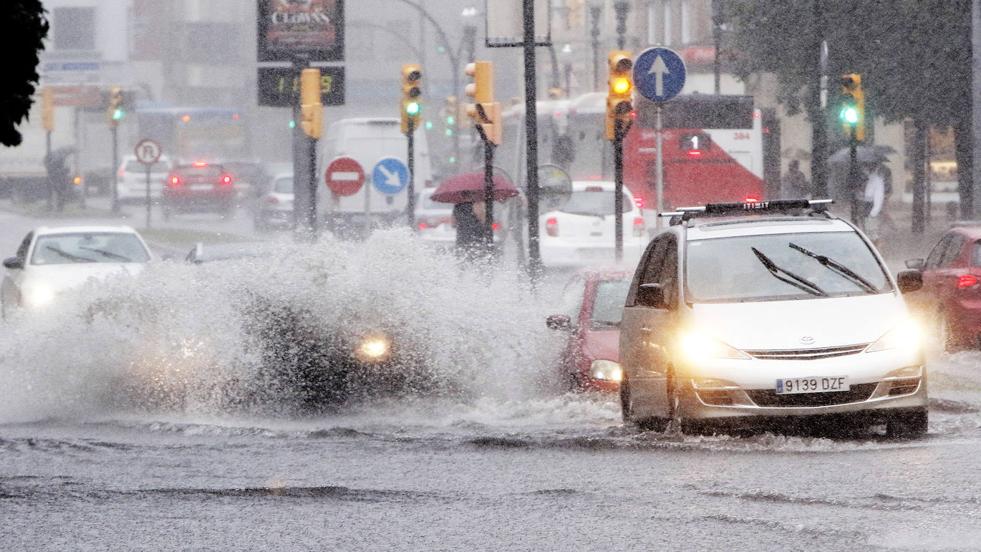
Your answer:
(547, 269), (631, 392)
(183, 243), (436, 407)
(906, 224), (981, 351)
(162, 162), (236, 219)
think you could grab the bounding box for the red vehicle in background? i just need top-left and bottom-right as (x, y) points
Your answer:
(547, 269), (631, 392)
(906, 224), (981, 351)
(162, 161), (236, 220)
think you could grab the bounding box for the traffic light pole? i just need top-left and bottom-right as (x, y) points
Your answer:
(655, 104), (665, 229)
(847, 126), (860, 225)
(523, 0), (542, 279)
(407, 118), (416, 230)
(483, 136), (496, 253)
(613, 118), (631, 263)
(45, 130), (52, 211)
(111, 125), (119, 214)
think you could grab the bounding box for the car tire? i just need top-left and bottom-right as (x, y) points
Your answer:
(620, 374), (669, 432)
(886, 409), (928, 439)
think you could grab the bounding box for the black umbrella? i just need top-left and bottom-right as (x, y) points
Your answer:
(827, 144), (895, 165)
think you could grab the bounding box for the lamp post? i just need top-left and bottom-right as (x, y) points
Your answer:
(613, 0), (629, 50)
(711, 0), (724, 94)
(590, 0), (603, 91)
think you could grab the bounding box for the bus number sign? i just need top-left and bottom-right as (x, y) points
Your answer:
(257, 66), (345, 108)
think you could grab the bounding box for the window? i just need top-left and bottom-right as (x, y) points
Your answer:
(31, 233), (150, 265)
(53, 7), (96, 51)
(926, 234), (952, 268)
(16, 233), (33, 261)
(591, 279), (632, 327)
(972, 241), (981, 267)
(631, 234), (678, 309)
(940, 235), (965, 267)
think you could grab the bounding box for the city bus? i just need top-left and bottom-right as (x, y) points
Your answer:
(135, 107), (249, 163)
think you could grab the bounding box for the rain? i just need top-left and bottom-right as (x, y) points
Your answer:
(1, 1), (981, 550)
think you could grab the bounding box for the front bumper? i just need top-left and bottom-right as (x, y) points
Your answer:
(675, 348), (928, 420)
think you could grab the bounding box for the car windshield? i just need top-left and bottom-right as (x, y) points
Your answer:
(273, 178), (294, 194)
(31, 233), (150, 265)
(591, 279), (630, 327)
(685, 231), (891, 303)
(125, 160), (169, 173)
(559, 189), (633, 217)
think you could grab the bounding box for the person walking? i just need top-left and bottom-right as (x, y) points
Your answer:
(781, 160), (811, 199)
(862, 163), (886, 246)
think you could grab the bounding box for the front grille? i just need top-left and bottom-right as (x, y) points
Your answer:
(747, 383), (877, 407)
(744, 343), (869, 361)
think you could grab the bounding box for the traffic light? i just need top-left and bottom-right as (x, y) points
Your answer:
(401, 64), (423, 135)
(839, 73), (865, 142)
(107, 86), (125, 127)
(299, 68), (323, 139)
(465, 61), (502, 145)
(41, 87), (54, 132)
(606, 50), (633, 141)
(444, 95), (458, 135)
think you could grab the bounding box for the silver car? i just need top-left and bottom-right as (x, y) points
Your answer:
(618, 200), (928, 437)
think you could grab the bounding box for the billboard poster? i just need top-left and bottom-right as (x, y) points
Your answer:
(257, 0), (344, 62)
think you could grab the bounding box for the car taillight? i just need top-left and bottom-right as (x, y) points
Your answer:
(958, 274), (979, 289)
(220, 174), (233, 186)
(633, 216), (645, 238)
(418, 222), (430, 230)
(492, 222), (501, 232)
(744, 196), (761, 204)
(168, 175), (182, 187)
(118, 167), (125, 178)
(546, 216), (559, 237)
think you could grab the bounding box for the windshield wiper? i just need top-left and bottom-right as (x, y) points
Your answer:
(751, 247), (827, 297)
(79, 246), (132, 262)
(788, 242), (878, 294)
(44, 245), (95, 263)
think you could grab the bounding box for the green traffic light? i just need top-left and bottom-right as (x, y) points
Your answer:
(445, 128), (453, 137)
(425, 120), (433, 130)
(112, 108), (125, 121)
(406, 102), (421, 116)
(447, 115), (456, 126)
(840, 105), (859, 125)
(289, 120), (296, 129)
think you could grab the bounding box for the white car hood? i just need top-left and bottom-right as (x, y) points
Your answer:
(25, 263), (146, 294)
(690, 293), (905, 350)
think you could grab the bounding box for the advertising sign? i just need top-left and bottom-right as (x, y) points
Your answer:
(257, 0), (345, 62)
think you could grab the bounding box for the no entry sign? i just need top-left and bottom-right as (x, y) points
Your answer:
(325, 156), (365, 196)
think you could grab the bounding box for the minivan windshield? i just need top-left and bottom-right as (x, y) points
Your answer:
(685, 231), (891, 303)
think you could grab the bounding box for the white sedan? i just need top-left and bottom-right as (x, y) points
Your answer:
(540, 181), (648, 268)
(116, 154), (173, 203)
(1, 226), (153, 318)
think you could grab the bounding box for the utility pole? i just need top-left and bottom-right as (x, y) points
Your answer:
(810, 0), (828, 198)
(712, 0), (723, 94)
(295, 66), (323, 241)
(973, 0), (981, 218)
(524, 0), (542, 276)
(591, 5), (602, 91)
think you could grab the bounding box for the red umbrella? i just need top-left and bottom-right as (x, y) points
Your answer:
(429, 172), (519, 204)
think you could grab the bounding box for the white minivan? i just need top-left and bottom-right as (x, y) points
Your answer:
(317, 118), (433, 238)
(618, 199), (929, 437)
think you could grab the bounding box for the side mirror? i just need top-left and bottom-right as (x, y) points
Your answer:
(546, 314), (572, 331)
(2, 257), (24, 270)
(896, 269), (923, 294)
(637, 283), (668, 309)
(905, 258), (926, 271)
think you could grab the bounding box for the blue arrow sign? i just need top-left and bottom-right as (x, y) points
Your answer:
(372, 157), (410, 195)
(633, 47), (687, 103)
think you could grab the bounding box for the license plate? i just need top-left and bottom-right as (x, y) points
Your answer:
(776, 376), (849, 394)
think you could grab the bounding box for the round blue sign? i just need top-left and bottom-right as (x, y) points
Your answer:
(633, 47), (687, 103)
(371, 157), (410, 195)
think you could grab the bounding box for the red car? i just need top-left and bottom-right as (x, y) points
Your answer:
(162, 161), (236, 220)
(547, 269), (631, 392)
(907, 224), (981, 350)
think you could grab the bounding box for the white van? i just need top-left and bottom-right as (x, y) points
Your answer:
(317, 118), (433, 237)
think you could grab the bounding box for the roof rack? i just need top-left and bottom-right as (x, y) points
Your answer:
(661, 199), (834, 225)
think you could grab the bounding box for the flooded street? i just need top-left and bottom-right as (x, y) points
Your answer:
(1, 233), (980, 550)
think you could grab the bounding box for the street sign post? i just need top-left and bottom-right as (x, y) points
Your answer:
(371, 158), (410, 195)
(634, 47), (687, 226)
(134, 139), (162, 229)
(325, 156), (365, 196)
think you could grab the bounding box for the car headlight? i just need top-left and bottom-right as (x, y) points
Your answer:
(355, 335), (391, 363)
(866, 319), (922, 354)
(679, 331), (751, 362)
(590, 359), (622, 382)
(23, 285), (56, 308)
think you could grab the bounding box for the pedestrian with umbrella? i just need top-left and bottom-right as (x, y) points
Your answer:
(430, 172), (519, 261)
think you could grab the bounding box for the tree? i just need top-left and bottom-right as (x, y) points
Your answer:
(0, 0), (48, 147)
(725, 0), (974, 223)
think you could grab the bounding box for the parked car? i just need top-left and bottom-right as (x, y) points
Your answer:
(116, 154), (172, 203)
(904, 224), (981, 351)
(618, 199), (928, 437)
(161, 162), (236, 220)
(1, 226), (152, 319)
(547, 269), (631, 392)
(540, 181), (647, 268)
(415, 188), (455, 248)
(254, 172), (294, 231)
